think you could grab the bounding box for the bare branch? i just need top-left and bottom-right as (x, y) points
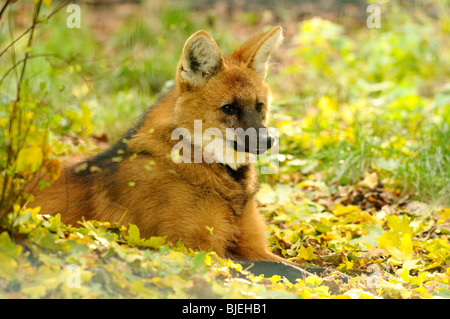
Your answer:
(0, 53), (86, 86)
(0, 0), (71, 59)
(0, 0), (11, 20)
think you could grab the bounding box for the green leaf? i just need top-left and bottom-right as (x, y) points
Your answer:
(0, 231), (23, 259)
(350, 224), (384, 251)
(399, 233), (413, 260)
(39, 81), (47, 91)
(144, 236), (166, 249)
(312, 220), (332, 234)
(22, 285), (47, 298)
(16, 145), (44, 173)
(126, 224), (165, 249)
(191, 251), (208, 274)
(374, 158), (399, 172)
(127, 224), (141, 245)
(297, 246), (317, 261)
(377, 231), (413, 264)
(110, 241), (143, 263)
(256, 183), (277, 204)
(435, 285), (450, 298)
(31, 227), (72, 252)
(43, 214), (65, 237)
(386, 214), (413, 236)
(0, 253), (17, 281)
(274, 184), (295, 203)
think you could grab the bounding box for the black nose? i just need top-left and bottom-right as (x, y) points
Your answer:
(259, 133), (275, 150)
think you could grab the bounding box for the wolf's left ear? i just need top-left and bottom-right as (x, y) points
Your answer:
(177, 30), (224, 87)
(234, 26), (283, 80)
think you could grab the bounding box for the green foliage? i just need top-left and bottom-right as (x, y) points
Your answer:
(275, 6), (450, 205)
(126, 224), (165, 249)
(258, 181), (450, 298)
(0, 206), (334, 298)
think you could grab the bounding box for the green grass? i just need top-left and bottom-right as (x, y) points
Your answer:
(271, 7), (450, 206)
(396, 123), (450, 206)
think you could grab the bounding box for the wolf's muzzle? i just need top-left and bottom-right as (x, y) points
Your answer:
(232, 129), (275, 155)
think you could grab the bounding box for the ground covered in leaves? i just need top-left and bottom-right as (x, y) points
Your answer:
(0, 176), (449, 299)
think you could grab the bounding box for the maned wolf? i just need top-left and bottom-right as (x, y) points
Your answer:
(29, 27), (287, 262)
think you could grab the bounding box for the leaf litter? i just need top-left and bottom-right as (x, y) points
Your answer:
(0, 170), (448, 299)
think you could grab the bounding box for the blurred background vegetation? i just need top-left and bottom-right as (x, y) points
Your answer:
(0, 0), (449, 213)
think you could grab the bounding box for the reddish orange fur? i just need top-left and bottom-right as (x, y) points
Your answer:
(28, 27), (285, 262)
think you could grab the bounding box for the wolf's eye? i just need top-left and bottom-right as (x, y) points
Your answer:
(221, 104), (237, 116)
(255, 102), (264, 113)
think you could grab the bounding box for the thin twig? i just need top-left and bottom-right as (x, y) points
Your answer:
(0, 0), (43, 216)
(0, 0), (73, 217)
(16, 1), (42, 100)
(7, 3), (19, 88)
(0, 0), (71, 59)
(0, 0), (11, 21)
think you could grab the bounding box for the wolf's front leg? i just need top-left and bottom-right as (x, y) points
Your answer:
(230, 200), (286, 262)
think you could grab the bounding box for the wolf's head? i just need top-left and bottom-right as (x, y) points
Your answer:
(172, 27), (283, 169)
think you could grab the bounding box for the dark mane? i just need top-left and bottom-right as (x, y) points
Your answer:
(73, 82), (175, 177)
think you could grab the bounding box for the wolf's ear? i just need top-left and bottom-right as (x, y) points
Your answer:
(177, 30), (224, 87)
(234, 26), (283, 79)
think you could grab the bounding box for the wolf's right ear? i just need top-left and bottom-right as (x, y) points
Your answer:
(233, 26), (283, 80)
(177, 30), (224, 88)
